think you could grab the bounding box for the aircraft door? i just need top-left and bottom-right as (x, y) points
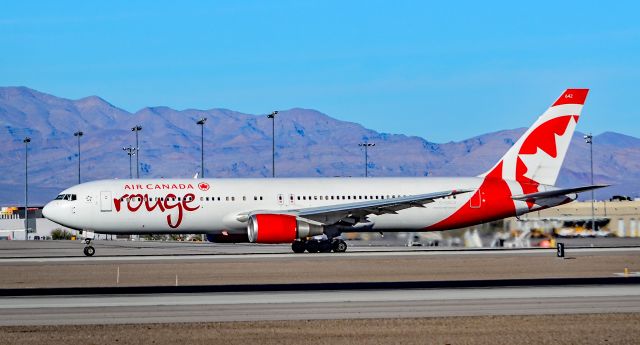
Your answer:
(100, 191), (113, 212)
(470, 189), (482, 208)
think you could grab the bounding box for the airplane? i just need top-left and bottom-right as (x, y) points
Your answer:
(43, 88), (607, 256)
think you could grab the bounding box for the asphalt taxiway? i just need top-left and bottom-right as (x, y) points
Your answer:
(0, 284), (639, 326)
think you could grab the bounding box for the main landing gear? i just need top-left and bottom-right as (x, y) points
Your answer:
(83, 238), (95, 257)
(291, 238), (348, 254)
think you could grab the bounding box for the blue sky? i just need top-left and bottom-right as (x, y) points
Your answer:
(1, 1), (638, 142)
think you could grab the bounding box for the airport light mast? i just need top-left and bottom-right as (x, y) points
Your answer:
(73, 131), (83, 184)
(123, 146), (137, 179)
(358, 142), (375, 177)
(131, 125), (142, 178)
(267, 111), (278, 177)
(23, 137), (31, 239)
(584, 133), (595, 232)
(196, 117), (207, 178)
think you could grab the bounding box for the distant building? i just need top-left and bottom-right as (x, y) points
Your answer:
(507, 200), (640, 237)
(0, 206), (70, 240)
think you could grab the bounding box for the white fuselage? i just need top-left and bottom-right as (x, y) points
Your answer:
(43, 177), (542, 235)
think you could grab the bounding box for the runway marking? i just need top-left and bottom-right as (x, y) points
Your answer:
(613, 272), (640, 277)
(1, 247), (639, 263)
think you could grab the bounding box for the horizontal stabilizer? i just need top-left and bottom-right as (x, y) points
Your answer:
(512, 184), (609, 201)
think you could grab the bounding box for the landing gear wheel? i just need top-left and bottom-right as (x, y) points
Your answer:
(319, 240), (332, 253)
(305, 240), (319, 253)
(83, 246), (95, 257)
(291, 240), (306, 253)
(332, 240), (348, 253)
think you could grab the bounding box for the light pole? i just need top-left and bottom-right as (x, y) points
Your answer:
(131, 125), (142, 178)
(358, 142), (375, 177)
(23, 137), (30, 239)
(584, 133), (595, 232)
(267, 111), (278, 177)
(196, 118), (207, 178)
(123, 146), (137, 179)
(74, 131), (83, 184)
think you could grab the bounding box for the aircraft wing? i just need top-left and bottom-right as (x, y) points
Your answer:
(511, 184), (609, 201)
(240, 189), (472, 225)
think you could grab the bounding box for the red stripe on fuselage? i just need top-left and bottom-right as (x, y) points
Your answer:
(425, 161), (516, 231)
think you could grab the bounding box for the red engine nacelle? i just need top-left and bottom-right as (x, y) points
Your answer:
(247, 214), (323, 243)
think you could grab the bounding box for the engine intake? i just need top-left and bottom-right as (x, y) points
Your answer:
(247, 214), (323, 243)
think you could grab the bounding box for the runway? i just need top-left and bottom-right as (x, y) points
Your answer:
(1, 238), (640, 259)
(0, 241), (638, 344)
(0, 241), (638, 289)
(1, 284), (639, 326)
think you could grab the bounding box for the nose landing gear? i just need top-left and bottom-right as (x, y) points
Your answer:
(83, 238), (95, 257)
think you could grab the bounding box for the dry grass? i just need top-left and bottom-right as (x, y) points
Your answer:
(2, 313), (639, 345)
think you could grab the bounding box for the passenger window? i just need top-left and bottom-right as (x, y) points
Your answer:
(243, 196), (246, 201)
(260, 196), (263, 201)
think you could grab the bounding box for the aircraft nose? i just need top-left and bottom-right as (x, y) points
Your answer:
(42, 201), (60, 222)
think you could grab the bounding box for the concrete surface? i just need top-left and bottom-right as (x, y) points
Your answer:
(0, 244), (637, 288)
(0, 285), (638, 326)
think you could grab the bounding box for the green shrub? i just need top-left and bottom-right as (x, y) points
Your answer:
(51, 228), (72, 240)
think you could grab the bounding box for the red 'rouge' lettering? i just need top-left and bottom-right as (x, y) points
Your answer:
(145, 196), (165, 212)
(127, 194), (144, 212)
(114, 195), (125, 211)
(113, 192), (200, 228)
(183, 193), (199, 211)
(163, 193), (183, 228)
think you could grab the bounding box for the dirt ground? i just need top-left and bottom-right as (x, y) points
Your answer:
(1, 251), (638, 288)
(1, 313), (638, 345)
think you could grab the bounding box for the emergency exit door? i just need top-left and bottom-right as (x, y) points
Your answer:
(469, 189), (482, 208)
(100, 191), (112, 212)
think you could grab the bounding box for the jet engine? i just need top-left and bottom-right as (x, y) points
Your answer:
(247, 214), (324, 243)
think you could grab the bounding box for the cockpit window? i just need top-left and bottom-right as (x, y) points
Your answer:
(55, 194), (77, 201)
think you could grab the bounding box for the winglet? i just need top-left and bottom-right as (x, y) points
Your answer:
(552, 88), (589, 106)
